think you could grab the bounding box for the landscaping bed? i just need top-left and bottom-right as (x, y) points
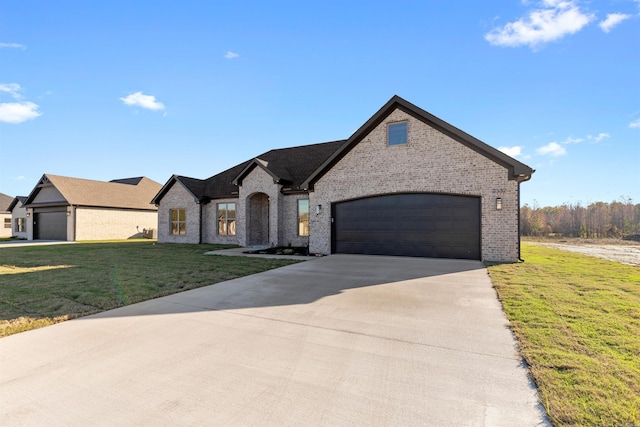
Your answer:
(244, 246), (312, 256)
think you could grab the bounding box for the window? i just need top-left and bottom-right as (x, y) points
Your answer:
(3, 218), (10, 229)
(388, 122), (408, 146)
(15, 218), (25, 233)
(170, 209), (186, 235)
(298, 199), (309, 236)
(218, 203), (236, 235)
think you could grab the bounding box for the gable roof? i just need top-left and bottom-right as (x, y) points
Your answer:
(302, 95), (535, 190)
(24, 175), (162, 210)
(0, 192), (13, 213)
(7, 196), (28, 212)
(154, 96), (534, 203)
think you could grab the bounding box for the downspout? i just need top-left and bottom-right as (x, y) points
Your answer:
(198, 202), (203, 244)
(72, 205), (77, 242)
(518, 182), (524, 262)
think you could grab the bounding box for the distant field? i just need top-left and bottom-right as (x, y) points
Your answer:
(0, 242), (299, 337)
(488, 244), (640, 426)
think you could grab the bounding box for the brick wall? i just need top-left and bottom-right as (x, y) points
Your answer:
(201, 198), (240, 244)
(310, 109), (520, 262)
(75, 207), (157, 240)
(279, 193), (310, 248)
(237, 166), (281, 247)
(157, 183), (201, 244)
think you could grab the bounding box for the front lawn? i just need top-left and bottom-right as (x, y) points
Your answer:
(487, 244), (640, 426)
(0, 242), (300, 337)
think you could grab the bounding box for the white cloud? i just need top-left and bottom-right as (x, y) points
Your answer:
(588, 133), (610, 142)
(485, 0), (594, 48)
(0, 83), (41, 123)
(599, 13), (632, 33)
(120, 92), (165, 111)
(0, 42), (26, 49)
(0, 101), (42, 124)
(561, 136), (583, 144)
(629, 118), (640, 128)
(0, 83), (23, 99)
(537, 142), (567, 156)
(498, 146), (523, 157)
(224, 51), (239, 59)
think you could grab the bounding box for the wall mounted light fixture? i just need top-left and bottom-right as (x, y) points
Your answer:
(26, 212), (31, 218)
(315, 205), (322, 215)
(496, 198), (503, 211)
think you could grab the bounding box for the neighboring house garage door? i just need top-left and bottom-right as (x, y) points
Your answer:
(332, 193), (480, 260)
(34, 209), (67, 240)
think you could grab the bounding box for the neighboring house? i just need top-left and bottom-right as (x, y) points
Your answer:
(8, 196), (28, 239)
(0, 193), (13, 238)
(23, 175), (162, 241)
(152, 96), (534, 262)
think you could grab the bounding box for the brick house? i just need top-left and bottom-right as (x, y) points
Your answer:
(0, 192), (13, 238)
(8, 196), (28, 239)
(23, 175), (161, 241)
(152, 96), (534, 262)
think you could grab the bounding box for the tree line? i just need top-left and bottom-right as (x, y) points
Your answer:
(520, 198), (640, 238)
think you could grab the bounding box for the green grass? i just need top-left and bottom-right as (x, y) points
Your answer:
(0, 242), (300, 337)
(487, 244), (640, 426)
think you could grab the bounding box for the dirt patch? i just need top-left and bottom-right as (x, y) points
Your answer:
(528, 240), (640, 266)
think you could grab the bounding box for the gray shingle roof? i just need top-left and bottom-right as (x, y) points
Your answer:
(25, 175), (162, 210)
(153, 140), (347, 204)
(7, 196), (27, 212)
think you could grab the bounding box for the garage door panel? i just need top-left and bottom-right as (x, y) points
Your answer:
(333, 193), (480, 260)
(34, 210), (67, 241)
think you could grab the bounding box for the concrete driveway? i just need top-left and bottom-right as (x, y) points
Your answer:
(0, 255), (548, 426)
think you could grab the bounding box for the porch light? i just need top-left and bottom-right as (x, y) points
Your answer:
(316, 204), (322, 215)
(26, 212), (30, 218)
(67, 210), (71, 216)
(496, 198), (502, 211)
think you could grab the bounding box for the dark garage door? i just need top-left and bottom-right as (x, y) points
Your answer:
(34, 210), (67, 241)
(332, 193), (480, 260)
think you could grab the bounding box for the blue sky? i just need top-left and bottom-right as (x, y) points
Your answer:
(1, 0), (638, 207)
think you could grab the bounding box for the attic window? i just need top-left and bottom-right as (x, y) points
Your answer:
(388, 122), (408, 146)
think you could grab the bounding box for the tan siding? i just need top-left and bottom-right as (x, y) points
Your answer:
(0, 213), (11, 237)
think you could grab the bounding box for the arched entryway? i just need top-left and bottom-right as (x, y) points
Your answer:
(247, 193), (269, 246)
